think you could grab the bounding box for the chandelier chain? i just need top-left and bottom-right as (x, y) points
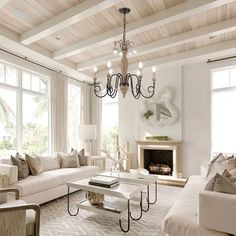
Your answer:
(123, 11), (126, 45)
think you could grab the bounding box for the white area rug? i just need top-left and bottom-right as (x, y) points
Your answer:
(40, 185), (182, 236)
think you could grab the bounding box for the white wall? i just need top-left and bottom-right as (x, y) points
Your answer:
(119, 66), (183, 170)
(182, 63), (211, 177)
(118, 61), (228, 177)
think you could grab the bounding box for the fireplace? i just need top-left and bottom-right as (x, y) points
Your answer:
(136, 140), (182, 178)
(144, 149), (173, 175)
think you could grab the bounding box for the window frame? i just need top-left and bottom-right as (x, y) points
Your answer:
(211, 66), (236, 155)
(101, 96), (119, 151)
(67, 79), (82, 151)
(0, 61), (51, 155)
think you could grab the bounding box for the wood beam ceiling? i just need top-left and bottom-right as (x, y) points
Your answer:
(0, 0), (10, 8)
(0, 24), (91, 81)
(77, 18), (236, 71)
(125, 39), (236, 71)
(20, 0), (121, 45)
(53, 0), (236, 60)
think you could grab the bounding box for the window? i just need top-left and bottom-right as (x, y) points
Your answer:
(0, 88), (17, 153)
(101, 96), (118, 153)
(67, 82), (81, 150)
(211, 67), (236, 153)
(0, 62), (50, 156)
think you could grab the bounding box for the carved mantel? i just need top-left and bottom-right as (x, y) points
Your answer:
(136, 140), (182, 178)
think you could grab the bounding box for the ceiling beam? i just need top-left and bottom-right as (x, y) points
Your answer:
(94, 39), (236, 78)
(0, 0), (10, 8)
(127, 39), (236, 71)
(0, 24), (91, 81)
(77, 18), (236, 71)
(20, 0), (121, 45)
(53, 0), (236, 60)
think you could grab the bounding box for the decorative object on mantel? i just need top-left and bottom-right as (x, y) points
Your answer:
(143, 110), (154, 120)
(141, 87), (178, 126)
(146, 136), (169, 141)
(92, 7), (156, 99)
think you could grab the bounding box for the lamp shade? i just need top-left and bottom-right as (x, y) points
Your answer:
(79, 125), (96, 140)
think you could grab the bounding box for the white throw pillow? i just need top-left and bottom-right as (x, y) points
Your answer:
(33, 154), (60, 171)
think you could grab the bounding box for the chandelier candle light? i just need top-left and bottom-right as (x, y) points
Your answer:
(93, 7), (156, 99)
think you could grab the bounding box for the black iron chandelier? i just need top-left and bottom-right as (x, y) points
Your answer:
(93, 7), (156, 99)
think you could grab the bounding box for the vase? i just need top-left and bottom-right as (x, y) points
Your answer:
(111, 162), (120, 173)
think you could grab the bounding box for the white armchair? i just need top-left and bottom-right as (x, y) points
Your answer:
(0, 188), (40, 236)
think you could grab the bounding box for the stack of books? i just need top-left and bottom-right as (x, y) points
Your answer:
(89, 176), (119, 188)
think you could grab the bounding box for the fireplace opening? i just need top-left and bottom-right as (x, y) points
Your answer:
(144, 149), (173, 175)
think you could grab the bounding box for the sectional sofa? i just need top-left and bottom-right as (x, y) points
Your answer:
(0, 156), (100, 204)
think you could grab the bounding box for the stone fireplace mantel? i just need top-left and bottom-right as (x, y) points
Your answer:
(136, 140), (182, 178)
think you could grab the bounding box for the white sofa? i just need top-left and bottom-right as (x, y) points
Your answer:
(0, 160), (100, 204)
(162, 175), (236, 236)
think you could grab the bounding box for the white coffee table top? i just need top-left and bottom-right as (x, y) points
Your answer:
(99, 171), (158, 185)
(67, 177), (141, 200)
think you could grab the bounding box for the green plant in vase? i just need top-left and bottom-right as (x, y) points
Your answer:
(143, 110), (154, 119)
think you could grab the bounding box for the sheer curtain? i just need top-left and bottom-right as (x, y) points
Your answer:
(90, 88), (102, 155)
(50, 72), (68, 153)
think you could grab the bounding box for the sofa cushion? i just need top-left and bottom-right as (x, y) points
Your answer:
(25, 154), (43, 176)
(12, 172), (62, 196)
(44, 166), (99, 184)
(12, 166), (99, 196)
(33, 154), (60, 171)
(11, 153), (29, 180)
(162, 176), (228, 236)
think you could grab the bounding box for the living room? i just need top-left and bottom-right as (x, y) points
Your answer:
(0, 0), (236, 235)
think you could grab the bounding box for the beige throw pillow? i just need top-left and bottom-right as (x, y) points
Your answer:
(207, 157), (236, 180)
(25, 154), (43, 175)
(58, 150), (78, 168)
(11, 153), (29, 180)
(78, 149), (87, 166)
(205, 173), (236, 194)
(222, 169), (236, 184)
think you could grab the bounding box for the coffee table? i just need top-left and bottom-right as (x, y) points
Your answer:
(67, 177), (143, 233)
(99, 171), (158, 212)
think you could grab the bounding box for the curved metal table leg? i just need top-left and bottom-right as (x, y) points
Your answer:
(142, 186), (150, 212)
(119, 199), (130, 233)
(130, 191), (143, 220)
(149, 181), (158, 205)
(67, 187), (79, 216)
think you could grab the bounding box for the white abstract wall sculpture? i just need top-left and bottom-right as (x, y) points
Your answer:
(141, 87), (178, 126)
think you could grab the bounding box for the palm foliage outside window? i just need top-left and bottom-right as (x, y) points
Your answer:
(0, 62), (50, 156)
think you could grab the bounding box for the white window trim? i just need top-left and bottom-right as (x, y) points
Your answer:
(0, 61), (51, 154)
